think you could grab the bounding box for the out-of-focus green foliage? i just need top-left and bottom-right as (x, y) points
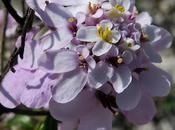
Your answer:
(6, 115), (34, 130)
(36, 115), (58, 130)
(157, 87), (175, 117)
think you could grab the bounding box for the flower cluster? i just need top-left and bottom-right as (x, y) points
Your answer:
(0, 0), (173, 129)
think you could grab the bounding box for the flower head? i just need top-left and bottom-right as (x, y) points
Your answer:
(0, 0), (173, 129)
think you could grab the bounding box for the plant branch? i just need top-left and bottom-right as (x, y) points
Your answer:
(1, 0), (24, 26)
(0, 105), (49, 116)
(0, 48), (18, 84)
(22, 0), (26, 16)
(19, 8), (34, 59)
(0, 8), (34, 83)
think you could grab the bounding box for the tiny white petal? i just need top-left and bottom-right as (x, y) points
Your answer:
(77, 26), (100, 42)
(92, 40), (112, 56)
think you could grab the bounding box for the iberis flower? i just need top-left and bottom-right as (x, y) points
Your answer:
(0, 0), (173, 130)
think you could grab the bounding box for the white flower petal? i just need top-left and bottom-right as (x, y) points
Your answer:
(18, 40), (43, 70)
(86, 56), (96, 69)
(130, 44), (140, 51)
(38, 50), (79, 73)
(92, 40), (112, 56)
(140, 67), (171, 97)
(112, 30), (121, 43)
(39, 31), (72, 51)
(102, 2), (113, 10)
(76, 12), (86, 25)
(45, 3), (72, 28)
(67, 5), (88, 17)
(52, 69), (87, 103)
(121, 0), (131, 11)
(123, 94), (156, 125)
(144, 25), (172, 51)
(122, 50), (133, 64)
(78, 104), (112, 130)
(105, 46), (119, 57)
(110, 66), (132, 93)
(99, 19), (113, 29)
(26, 0), (46, 11)
(88, 62), (113, 89)
(136, 12), (152, 27)
(143, 43), (162, 63)
(58, 120), (78, 130)
(49, 89), (98, 121)
(116, 78), (141, 111)
(76, 26), (100, 42)
(76, 45), (89, 58)
(92, 9), (104, 18)
(51, 0), (91, 6)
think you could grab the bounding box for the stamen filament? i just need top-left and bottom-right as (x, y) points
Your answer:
(97, 25), (113, 43)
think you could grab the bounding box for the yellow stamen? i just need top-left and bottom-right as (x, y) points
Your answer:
(115, 4), (125, 13)
(97, 25), (113, 43)
(108, 4), (125, 18)
(68, 17), (76, 23)
(115, 56), (124, 64)
(79, 55), (87, 69)
(88, 2), (101, 14)
(79, 55), (84, 61)
(117, 57), (123, 64)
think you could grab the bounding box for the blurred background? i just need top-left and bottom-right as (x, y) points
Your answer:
(0, 0), (175, 130)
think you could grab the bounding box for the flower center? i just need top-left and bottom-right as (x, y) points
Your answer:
(67, 17), (77, 35)
(79, 55), (88, 70)
(108, 56), (124, 67)
(108, 4), (126, 18)
(125, 38), (135, 48)
(97, 25), (113, 43)
(114, 4), (125, 13)
(116, 56), (124, 64)
(68, 17), (77, 23)
(140, 32), (149, 42)
(88, 2), (101, 15)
